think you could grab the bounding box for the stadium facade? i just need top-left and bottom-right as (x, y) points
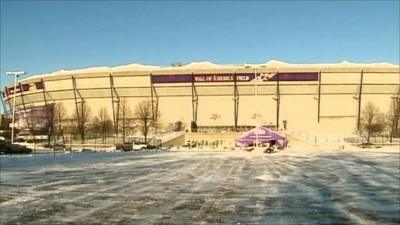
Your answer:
(2, 60), (399, 135)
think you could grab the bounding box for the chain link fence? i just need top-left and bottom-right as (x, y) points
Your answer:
(287, 128), (400, 147)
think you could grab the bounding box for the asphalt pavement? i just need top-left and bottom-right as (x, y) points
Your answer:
(0, 149), (399, 225)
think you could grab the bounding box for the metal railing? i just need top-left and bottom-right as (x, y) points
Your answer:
(287, 128), (400, 147)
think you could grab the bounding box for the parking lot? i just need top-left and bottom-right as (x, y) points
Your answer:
(1, 148), (399, 225)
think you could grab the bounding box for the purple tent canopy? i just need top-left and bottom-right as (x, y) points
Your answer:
(235, 125), (288, 149)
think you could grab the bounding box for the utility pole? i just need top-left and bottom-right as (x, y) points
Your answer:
(6, 71), (25, 144)
(254, 68), (259, 150)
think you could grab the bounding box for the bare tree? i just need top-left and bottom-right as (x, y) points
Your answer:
(72, 102), (91, 144)
(93, 107), (113, 144)
(25, 106), (51, 143)
(0, 115), (11, 140)
(134, 100), (153, 143)
(53, 103), (67, 144)
(45, 105), (54, 145)
(118, 98), (133, 143)
(152, 109), (161, 134)
(360, 102), (385, 143)
(171, 120), (185, 132)
(387, 97), (400, 142)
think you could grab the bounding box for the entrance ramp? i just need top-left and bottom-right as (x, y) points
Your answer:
(151, 131), (185, 147)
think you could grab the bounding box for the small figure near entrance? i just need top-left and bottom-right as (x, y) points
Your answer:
(264, 140), (276, 154)
(283, 120), (287, 130)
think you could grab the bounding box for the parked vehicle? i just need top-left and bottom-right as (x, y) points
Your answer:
(116, 142), (149, 151)
(14, 138), (26, 143)
(0, 140), (32, 154)
(146, 144), (157, 150)
(81, 148), (95, 153)
(0, 140), (9, 154)
(160, 146), (170, 151)
(116, 142), (132, 151)
(132, 142), (147, 151)
(10, 144), (32, 154)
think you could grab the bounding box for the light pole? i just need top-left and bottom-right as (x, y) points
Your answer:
(254, 68), (259, 150)
(6, 71), (25, 144)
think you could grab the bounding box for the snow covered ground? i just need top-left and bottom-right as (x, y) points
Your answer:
(0, 148), (399, 225)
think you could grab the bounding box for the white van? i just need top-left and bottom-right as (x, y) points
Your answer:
(132, 142), (147, 151)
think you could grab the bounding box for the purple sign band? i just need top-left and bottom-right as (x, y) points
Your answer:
(152, 73), (318, 84)
(268, 73), (319, 81)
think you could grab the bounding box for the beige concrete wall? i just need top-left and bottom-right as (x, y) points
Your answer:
(158, 97), (192, 125)
(280, 95), (317, 130)
(197, 96), (234, 125)
(113, 76), (149, 87)
(363, 73), (399, 84)
(7, 70), (399, 136)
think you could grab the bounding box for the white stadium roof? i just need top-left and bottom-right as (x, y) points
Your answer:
(19, 60), (400, 83)
(0, 59), (397, 115)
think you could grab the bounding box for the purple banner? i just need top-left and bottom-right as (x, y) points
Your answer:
(152, 74), (192, 83)
(194, 74), (256, 82)
(152, 72), (318, 84)
(268, 73), (318, 81)
(152, 73), (256, 84)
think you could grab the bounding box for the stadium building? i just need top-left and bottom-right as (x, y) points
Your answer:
(2, 60), (399, 137)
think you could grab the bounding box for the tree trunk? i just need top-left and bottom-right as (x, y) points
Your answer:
(390, 124), (394, 143)
(81, 130), (85, 144)
(122, 120), (126, 143)
(61, 130), (65, 145)
(47, 133), (51, 146)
